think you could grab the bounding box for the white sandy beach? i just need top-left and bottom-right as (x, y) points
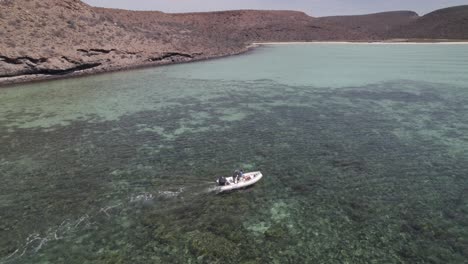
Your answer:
(253, 41), (468, 45)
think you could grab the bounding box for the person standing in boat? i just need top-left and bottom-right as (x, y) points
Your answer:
(233, 169), (244, 183)
(232, 170), (239, 183)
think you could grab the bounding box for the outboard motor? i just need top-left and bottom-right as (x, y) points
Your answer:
(217, 176), (227, 186)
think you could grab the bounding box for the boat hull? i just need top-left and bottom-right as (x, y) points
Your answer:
(218, 171), (263, 192)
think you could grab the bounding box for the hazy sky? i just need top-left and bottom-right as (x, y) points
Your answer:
(82, 0), (468, 16)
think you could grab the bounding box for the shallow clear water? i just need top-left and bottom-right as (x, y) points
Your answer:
(1, 44), (468, 263)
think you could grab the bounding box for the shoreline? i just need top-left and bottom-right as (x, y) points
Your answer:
(1, 40), (468, 88)
(253, 40), (468, 45)
(0, 45), (258, 89)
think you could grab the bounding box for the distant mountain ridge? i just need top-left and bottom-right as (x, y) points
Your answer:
(386, 5), (468, 39)
(1, 0), (467, 85)
(317, 11), (420, 38)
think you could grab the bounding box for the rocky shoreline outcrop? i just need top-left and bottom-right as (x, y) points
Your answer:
(1, 0), (467, 86)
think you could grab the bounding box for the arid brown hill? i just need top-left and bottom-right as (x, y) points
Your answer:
(317, 11), (420, 39)
(0, 0), (194, 81)
(0, 0), (368, 84)
(386, 5), (468, 39)
(95, 8), (369, 46)
(1, 0), (468, 85)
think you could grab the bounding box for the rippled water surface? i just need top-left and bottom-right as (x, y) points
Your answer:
(1, 44), (468, 263)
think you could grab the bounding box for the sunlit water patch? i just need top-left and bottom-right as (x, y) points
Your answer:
(1, 44), (468, 263)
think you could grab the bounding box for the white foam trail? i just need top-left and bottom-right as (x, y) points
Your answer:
(158, 187), (184, 198)
(130, 192), (155, 202)
(205, 186), (221, 193)
(2, 228), (64, 263)
(3, 250), (19, 261)
(129, 188), (186, 202)
(1, 183), (217, 263)
(99, 204), (122, 218)
(1, 211), (109, 263)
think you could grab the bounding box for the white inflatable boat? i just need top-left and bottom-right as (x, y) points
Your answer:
(216, 171), (263, 192)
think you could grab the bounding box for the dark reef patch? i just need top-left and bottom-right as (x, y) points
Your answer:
(1, 79), (468, 263)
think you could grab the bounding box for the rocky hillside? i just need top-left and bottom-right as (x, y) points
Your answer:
(0, 0), (368, 84)
(0, 0), (197, 81)
(386, 5), (468, 39)
(1, 0), (468, 85)
(95, 8), (369, 45)
(318, 11), (420, 39)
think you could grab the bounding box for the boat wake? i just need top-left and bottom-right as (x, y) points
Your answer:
(1, 213), (102, 264)
(0, 181), (218, 263)
(205, 185), (222, 194)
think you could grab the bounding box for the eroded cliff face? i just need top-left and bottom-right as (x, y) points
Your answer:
(0, 0), (206, 83)
(1, 0), (467, 85)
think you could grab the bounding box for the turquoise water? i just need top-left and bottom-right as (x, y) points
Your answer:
(1, 44), (468, 263)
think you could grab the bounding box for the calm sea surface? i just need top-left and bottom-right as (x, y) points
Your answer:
(1, 44), (468, 263)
